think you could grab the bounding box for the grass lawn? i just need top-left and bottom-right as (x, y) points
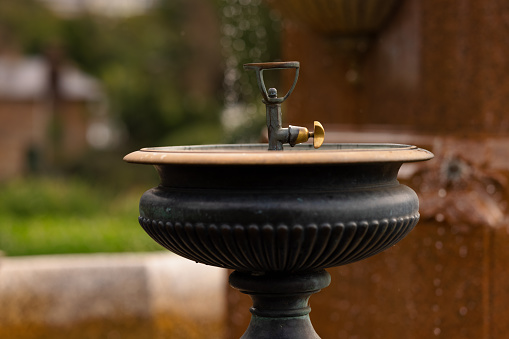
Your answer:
(0, 177), (163, 256)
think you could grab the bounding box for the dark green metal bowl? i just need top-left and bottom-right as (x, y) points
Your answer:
(125, 143), (432, 273)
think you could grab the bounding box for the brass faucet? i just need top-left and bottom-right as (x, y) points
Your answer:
(244, 61), (324, 151)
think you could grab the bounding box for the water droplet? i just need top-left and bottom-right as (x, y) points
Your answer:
(338, 300), (350, 310)
(349, 305), (361, 316)
(487, 184), (496, 195)
(370, 274), (381, 283)
(220, 36), (232, 48)
(433, 278), (441, 287)
(433, 327), (441, 336)
(345, 69), (359, 83)
(459, 246), (468, 258)
(249, 48), (261, 59)
(435, 213), (445, 222)
(459, 306), (468, 316)
(438, 188), (447, 198)
(255, 26), (266, 38)
(232, 39), (246, 51)
(223, 6), (235, 17)
(388, 314), (399, 324)
(239, 19), (250, 31)
(269, 8), (281, 21)
(222, 24), (237, 36)
(435, 241), (443, 250)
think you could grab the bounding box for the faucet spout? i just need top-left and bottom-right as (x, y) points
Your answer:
(244, 61), (325, 150)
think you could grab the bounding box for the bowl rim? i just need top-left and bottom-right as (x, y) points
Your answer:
(123, 143), (433, 165)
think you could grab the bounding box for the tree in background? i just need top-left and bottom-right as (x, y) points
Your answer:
(61, 0), (226, 148)
(0, 0), (280, 148)
(0, 0), (61, 54)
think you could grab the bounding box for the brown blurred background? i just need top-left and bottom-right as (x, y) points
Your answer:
(2, 0), (509, 338)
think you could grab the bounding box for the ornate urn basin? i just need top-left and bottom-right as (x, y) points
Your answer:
(124, 62), (433, 338)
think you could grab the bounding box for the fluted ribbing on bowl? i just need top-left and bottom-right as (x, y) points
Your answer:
(139, 214), (418, 272)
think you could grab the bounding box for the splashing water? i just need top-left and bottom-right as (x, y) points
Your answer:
(219, 0), (281, 140)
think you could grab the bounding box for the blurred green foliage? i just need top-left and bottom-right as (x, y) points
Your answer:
(63, 4), (221, 147)
(63, 1), (224, 147)
(0, 0), (282, 255)
(0, 0), (281, 148)
(0, 0), (61, 53)
(0, 177), (163, 256)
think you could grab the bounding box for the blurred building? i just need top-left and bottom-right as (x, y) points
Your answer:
(39, 0), (156, 17)
(0, 53), (102, 180)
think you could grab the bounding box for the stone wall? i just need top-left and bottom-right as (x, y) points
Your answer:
(0, 253), (226, 339)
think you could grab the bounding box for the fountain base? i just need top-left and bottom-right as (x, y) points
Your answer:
(229, 270), (331, 339)
(125, 143), (433, 337)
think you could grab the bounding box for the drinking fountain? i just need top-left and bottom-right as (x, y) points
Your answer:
(124, 61), (433, 338)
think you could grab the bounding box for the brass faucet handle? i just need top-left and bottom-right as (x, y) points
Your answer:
(311, 121), (325, 149)
(288, 121), (325, 148)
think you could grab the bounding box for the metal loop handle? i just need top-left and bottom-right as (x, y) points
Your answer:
(244, 61), (300, 104)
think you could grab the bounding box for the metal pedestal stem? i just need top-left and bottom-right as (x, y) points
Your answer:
(229, 270), (331, 339)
